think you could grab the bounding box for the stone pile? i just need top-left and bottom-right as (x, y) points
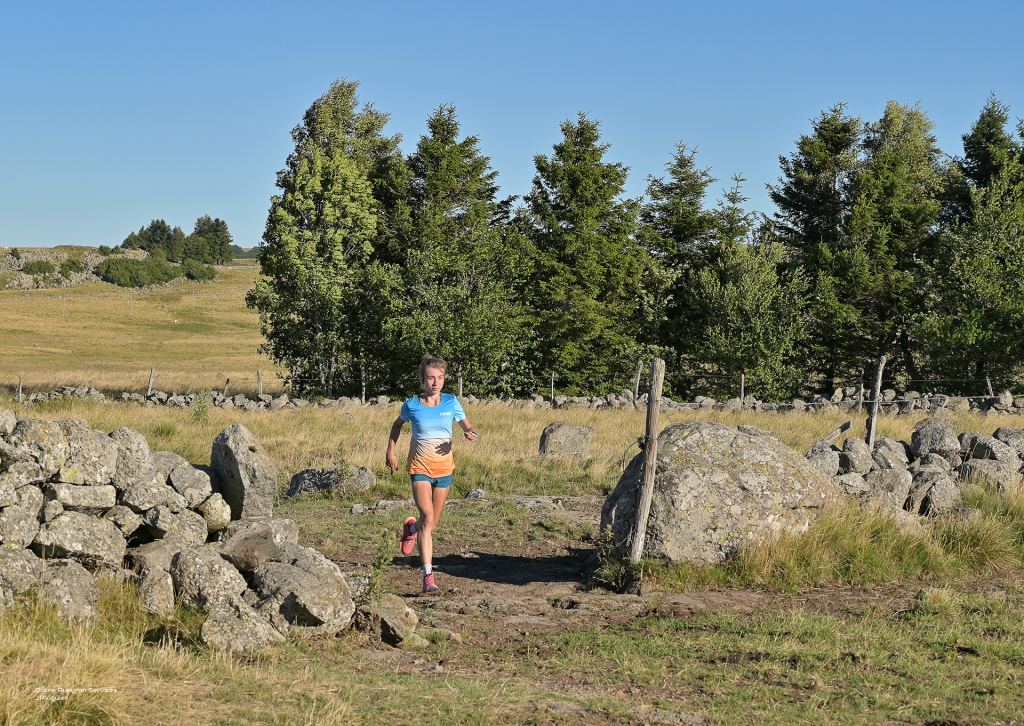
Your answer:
(0, 410), (419, 654)
(807, 419), (1024, 515)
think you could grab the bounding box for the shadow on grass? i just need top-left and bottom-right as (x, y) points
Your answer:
(408, 547), (595, 585)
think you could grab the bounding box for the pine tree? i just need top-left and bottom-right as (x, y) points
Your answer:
(524, 114), (643, 392)
(962, 94), (1023, 190)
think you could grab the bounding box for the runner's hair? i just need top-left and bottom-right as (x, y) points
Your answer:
(419, 354), (448, 382)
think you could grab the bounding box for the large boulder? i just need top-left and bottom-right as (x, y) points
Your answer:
(538, 422), (593, 457)
(959, 459), (1022, 493)
(7, 419), (68, 477)
(219, 521), (286, 572)
(247, 541), (354, 636)
(969, 436), (1020, 465)
(838, 437), (874, 475)
(0, 409), (16, 437)
(993, 427), (1024, 457)
(196, 493), (231, 532)
(151, 451), (189, 485)
(805, 441), (841, 477)
(863, 469), (914, 512)
(170, 546), (248, 610)
(33, 511), (127, 568)
(911, 419), (961, 461)
(0, 461), (45, 490)
(59, 420), (119, 485)
(138, 569), (175, 616)
(211, 424), (278, 520)
(601, 421), (842, 564)
(872, 438), (910, 471)
(109, 428), (154, 492)
(201, 595), (284, 654)
(0, 504), (41, 550)
(103, 506), (144, 537)
(44, 484), (116, 515)
(168, 464), (213, 509)
(0, 548), (45, 606)
(121, 475), (175, 513)
(37, 559), (98, 622)
(353, 593), (419, 646)
(286, 466), (376, 498)
(144, 507), (208, 547)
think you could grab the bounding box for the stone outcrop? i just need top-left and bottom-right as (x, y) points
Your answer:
(201, 595), (286, 654)
(601, 421), (842, 564)
(211, 423), (278, 519)
(353, 593), (419, 646)
(33, 511), (126, 568)
(286, 466), (375, 498)
(538, 422), (593, 457)
(170, 546), (248, 610)
(37, 560), (99, 622)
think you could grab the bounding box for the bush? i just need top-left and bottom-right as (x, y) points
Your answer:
(10, 248), (20, 260)
(59, 258), (85, 278)
(22, 260), (55, 276)
(95, 257), (181, 288)
(97, 245), (113, 256)
(182, 258), (217, 281)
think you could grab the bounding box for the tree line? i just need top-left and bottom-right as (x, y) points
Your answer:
(248, 80), (1024, 400)
(114, 216), (235, 265)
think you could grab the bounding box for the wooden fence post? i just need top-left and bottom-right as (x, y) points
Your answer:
(629, 357), (666, 564)
(865, 355), (886, 451)
(147, 368), (155, 397)
(857, 368), (864, 414)
(223, 378), (231, 397)
(18, 375), (23, 404)
(740, 373), (745, 404)
(633, 360), (642, 398)
(987, 376), (994, 397)
(458, 370), (463, 398)
(550, 371), (555, 402)
(257, 370), (263, 398)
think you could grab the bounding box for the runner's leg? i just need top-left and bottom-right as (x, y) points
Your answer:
(415, 480), (450, 567)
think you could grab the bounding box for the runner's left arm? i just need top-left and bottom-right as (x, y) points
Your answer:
(457, 418), (477, 441)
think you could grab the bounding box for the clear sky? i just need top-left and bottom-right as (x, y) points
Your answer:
(2, 0), (1021, 249)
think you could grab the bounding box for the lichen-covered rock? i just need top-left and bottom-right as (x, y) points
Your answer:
(601, 421), (842, 564)
(217, 517), (298, 544)
(196, 493), (230, 532)
(921, 475), (961, 515)
(0, 478), (16, 509)
(164, 490), (188, 513)
(126, 539), (182, 576)
(211, 423), (278, 520)
(60, 420), (119, 486)
(0, 409), (16, 437)
(0, 505), (40, 550)
(353, 593), (419, 645)
(248, 541), (354, 636)
(834, 472), (869, 496)
(201, 594), (284, 654)
(805, 441), (841, 477)
(872, 438), (910, 471)
(151, 451), (189, 484)
(538, 422), (593, 456)
(53, 467), (86, 485)
(0, 462), (45, 494)
(285, 465), (375, 498)
(863, 469), (914, 512)
(168, 464), (212, 509)
(171, 546), (248, 610)
(15, 485), (44, 519)
(44, 484), (116, 515)
(959, 459), (1022, 493)
(970, 436), (1021, 465)
(42, 500), (63, 523)
(0, 548), (45, 606)
(121, 476), (174, 513)
(103, 505), (144, 536)
(994, 427), (1024, 457)
(144, 506), (208, 547)
(37, 559), (98, 622)
(109, 427), (154, 492)
(219, 520), (285, 572)
(33, 511), (127, 568)
(911, 419), (961, 460)
(8, 419), (68, 476)
(839, 437), (874, 475)
(138, 569), (175, 615)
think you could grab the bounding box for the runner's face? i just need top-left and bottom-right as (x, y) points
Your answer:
(422, 367), (444, 396)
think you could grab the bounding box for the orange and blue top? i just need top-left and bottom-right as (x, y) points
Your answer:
(400, 393), (467, 477)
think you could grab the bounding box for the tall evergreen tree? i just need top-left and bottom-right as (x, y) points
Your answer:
(524, 114), (643, 392)
(961, 94), (1023, 190)
(392, 106), (527, 395)
(247, 79), (402, 397)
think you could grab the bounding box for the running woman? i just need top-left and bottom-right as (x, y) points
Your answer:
(385, 355), (477, 593)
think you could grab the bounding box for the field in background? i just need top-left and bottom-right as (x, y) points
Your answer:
(0, 267), (286, 397)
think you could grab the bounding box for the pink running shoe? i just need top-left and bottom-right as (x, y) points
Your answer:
(399, 517), (418, 555)
(422, 572), (439, 593)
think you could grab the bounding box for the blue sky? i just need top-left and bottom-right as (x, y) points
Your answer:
(1, 0), (1021, 248)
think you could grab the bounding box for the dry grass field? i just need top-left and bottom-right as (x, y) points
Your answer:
(3, 267), (1024, 725)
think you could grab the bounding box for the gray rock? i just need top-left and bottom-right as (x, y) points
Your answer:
(42, 500), (63, 523)
(53, 467), (86, 485)
(219, 521), (287, 572)
(126, 539), (182, 577)
(907, 470), (947, 514)
(353, 593), (419, 645)
(994, 427), (1024, 456)
(197, 493), (231, 532)
(839, 437), (874, 475)
(919, 452), (953, 470)
(805, 441), (841, 477)
(602, 421), (842, 564)
(0, 548), (45, 605)
(959, 432), (982, 457)
(286, 465), (376, 497)
(736, 425), (782, 443)
(33, 511), (126, 568)
(103, 505), (144, 537)
(834, 473), (869, 496)
(169, 464), (213, 509)
(970, 436), (1020, 464)
(44, 484), (116, 515)
(109, 427), (154, 492)
(958, 459), (1022, 493)
(0, 505), (40, 550)
(151, 451), (189, 485)
(863, 469), (914, 512)
(37, 560), (98, 622)
(538, 422), (593, 457)
(145, 507), (208, 547)
(921, 476), (961, 515)
(872, 438), (910, 471)
(0, 409), (16, 437)
(201, 594), (284, 654)
(0, 478), (15, 509)
(164, 490), (189, 513)
(0, 461), (45, 490)
(121, 476), (174, 513)
(16, 484), (44, 518)
(59, 420), (119, 485)
(8, 419), (68, 476)
(217, 517), (298, 545)
(465, 488), (486, 500)
(138, 569), (175, 615)
(170, 546), (248, 610)
(911, 420), (960, 460)
(211, 423), (278, 520)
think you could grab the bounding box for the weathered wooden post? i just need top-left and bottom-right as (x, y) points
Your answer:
(18, 375), (23, 404)
(740, 373), (745, 404)
(257, 370), (263, 398)
(629, 357), (666, 564)
(550, 371), (555, 402)
(147, 368), (155, 397)
(857, 368), (864, 414)
(458, 369), (463, 398)
(865, 355), (886, 451)
(633, 360), (643, 399)
(223, 378), (231, 397)
(986, 376), (994, 397)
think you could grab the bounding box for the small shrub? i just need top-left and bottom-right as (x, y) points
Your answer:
(22, 260), (55, 276)
(182, 258), (216, 281)
(97, 245), (113, 256)
(191, 389), (212, 425)
(360, 527), (394, 605)
(59, 258), (84, 278)
(95, 257), (181, 287)
(10, 247), (20, 260)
